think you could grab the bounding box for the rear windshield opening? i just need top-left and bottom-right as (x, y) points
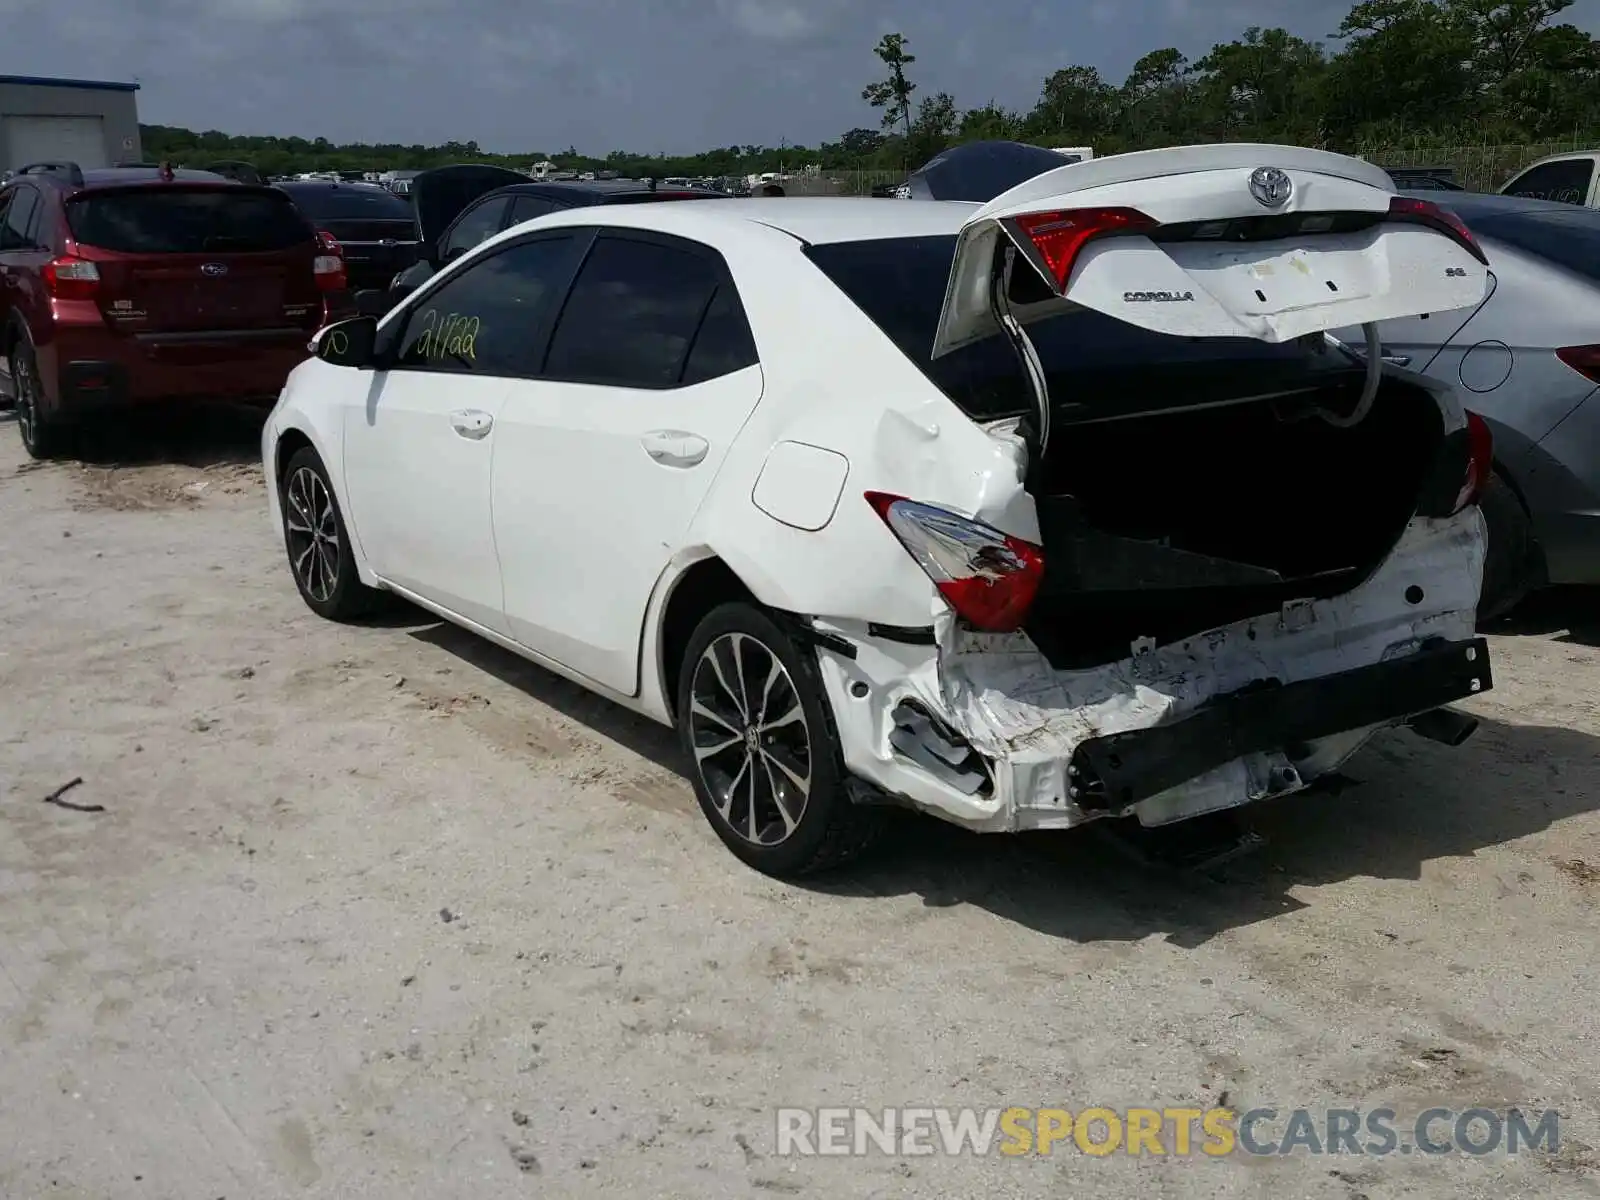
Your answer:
(804, 235), (1364, 422)
(281, 186), (414, 222)
(67, 188), (314, 254)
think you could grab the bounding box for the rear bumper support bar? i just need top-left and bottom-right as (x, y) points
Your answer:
(1069, 636), (1491, 810)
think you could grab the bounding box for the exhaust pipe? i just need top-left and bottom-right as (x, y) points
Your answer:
(1406, 706), (1480, 748)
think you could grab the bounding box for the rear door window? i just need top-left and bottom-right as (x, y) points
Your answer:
(441, 195), (511, 260)
(392, 234), (584, 377)
(66, 188), (313, 253)
(1501, 159), (1594, 205)
(541, 234), (727, 388)
(0, 186), (40, 250)
(508, 196), (561, 224)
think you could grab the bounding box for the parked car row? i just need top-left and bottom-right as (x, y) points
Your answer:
(264, 143), (1503, 876)
(0, 159), (352, 457)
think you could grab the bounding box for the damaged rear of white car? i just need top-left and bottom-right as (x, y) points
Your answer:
(726, 145), (1496, 868)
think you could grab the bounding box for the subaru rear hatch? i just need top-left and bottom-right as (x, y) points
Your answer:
(64, 184), (327, 335)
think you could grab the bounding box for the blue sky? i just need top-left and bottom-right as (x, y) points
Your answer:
(4, 0), (1599, 153)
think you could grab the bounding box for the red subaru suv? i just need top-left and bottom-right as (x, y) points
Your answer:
(0, 161), (349, 459)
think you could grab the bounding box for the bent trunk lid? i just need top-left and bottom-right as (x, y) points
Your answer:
(932, 143), (1490, 359)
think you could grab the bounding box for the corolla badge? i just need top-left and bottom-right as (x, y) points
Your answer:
(200, 262), (229, 276)
(1248, 166), (1293, 208)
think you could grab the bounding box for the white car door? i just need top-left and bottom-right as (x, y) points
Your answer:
(339, 232), (587, 632)
(491, 229), (764, 694)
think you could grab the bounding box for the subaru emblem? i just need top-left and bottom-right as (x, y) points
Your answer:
(200, 262), (229, 276)
(1248, 167), (1293, 208)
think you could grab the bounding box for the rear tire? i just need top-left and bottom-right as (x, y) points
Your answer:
(1478, 471), (1538, 623)
(10, 339), (69, 461)
(676, 602), (882, 877)
(280, 446), (382, 621)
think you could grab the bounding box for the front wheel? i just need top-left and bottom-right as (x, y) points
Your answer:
(676, 602), (882, 877)
(280, 446), (382, 621)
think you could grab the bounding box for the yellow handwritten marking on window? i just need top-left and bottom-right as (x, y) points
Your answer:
(414, 309), (481, 361)
(326, 328), (350, 356)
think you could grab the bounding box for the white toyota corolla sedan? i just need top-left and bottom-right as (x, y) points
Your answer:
(263, 144), (1497, 876)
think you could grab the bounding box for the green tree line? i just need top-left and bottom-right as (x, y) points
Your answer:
(141, 0), (1600, 180)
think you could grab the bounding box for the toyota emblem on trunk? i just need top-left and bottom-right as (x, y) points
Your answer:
(1248, 167), (1293, 208)
(200, 262), (229, 276)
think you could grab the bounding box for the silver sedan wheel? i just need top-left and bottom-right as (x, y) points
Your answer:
(688, 632), (812, 846)
(284, 466), (340, 603)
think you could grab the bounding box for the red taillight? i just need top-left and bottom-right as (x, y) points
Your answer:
(1386, 196), (1488, 265)
(864, 492), (1045, 632)
(313, 230), (346, 292)
(1555, 344), (1600, 383)
(42, 255), (101, 300)
(1010, 207), (1157, 290)
(1456, 410), (1494, 513)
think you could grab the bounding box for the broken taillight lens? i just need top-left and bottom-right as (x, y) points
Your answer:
(1009, 207), (1157, 289)
(864, 492), (1045, 632)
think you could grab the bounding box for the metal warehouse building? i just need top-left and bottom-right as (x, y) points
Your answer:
(0, 74), (141, 172)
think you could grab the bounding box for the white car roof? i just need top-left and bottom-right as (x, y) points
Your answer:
(514, 196), (981, 246)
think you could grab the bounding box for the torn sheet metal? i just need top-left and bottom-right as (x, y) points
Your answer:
(814, 508), (1485, 834)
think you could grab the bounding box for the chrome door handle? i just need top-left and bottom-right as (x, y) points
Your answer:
(640, 429), (709, 468)
(449, 409), (493, 439)
(1381, 354), (1411, 366)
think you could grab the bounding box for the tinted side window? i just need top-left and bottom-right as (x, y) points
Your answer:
(442, 196), (511, 259)
(543, 236), (721, 388)
(1503, 159), (1594, 205)
(393, 235), (581, 377)
(681, 286), (758, 384)
(0, 187), (40, 250)
(508, 196), (560, 224)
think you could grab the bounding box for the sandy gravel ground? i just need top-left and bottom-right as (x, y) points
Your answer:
(1, 407), (1598, 1200)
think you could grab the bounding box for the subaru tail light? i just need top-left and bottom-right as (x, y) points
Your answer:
(314, 229), (346, 292)
(1555, 344), (1600, 383)
(864, 493), (1045, 632)
(42, 255), (101, 300)
(1386, 197), (1488, 264)
(1009, 207), (1156, 289)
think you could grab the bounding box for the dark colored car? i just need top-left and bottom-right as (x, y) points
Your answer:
(382, 165), (730, 303)
(1384, 167), (1464, 191)
(0, 161), (349, 459)
(274, 180), (421, 291)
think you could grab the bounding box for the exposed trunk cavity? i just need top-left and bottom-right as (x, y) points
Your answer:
(1023, 378), (1445, 668)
